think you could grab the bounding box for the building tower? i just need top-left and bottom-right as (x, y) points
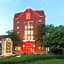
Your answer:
(13, 8), (45, 53)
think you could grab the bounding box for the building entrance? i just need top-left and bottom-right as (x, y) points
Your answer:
(22, 41), (35, 54)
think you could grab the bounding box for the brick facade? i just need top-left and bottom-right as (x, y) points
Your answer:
(13, 8), (46, 54)
(14, 8), (45, 41)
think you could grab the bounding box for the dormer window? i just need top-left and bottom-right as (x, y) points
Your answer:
(38, 19), (42, 22)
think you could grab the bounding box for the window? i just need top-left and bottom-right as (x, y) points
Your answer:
(28, 36), (31, 40)
(25, 25), (27, 29)
(38, 19), (42, 22)
(17, 32), (20, 34)
(25, 25), (33, 29)
(31, 36), (33, 40)
(31, 25), (33, 29)
(17, 26), (20, 30)
(28, 30), (31, 34)
(24, 24), (34, 40)
(17, 21), (20, 24)
(31, 30), (33, 35)
(24, 35), (27, 40)
(25, 31), (27, 35)
(28, 25), (31, 29)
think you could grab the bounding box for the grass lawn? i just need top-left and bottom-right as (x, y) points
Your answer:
(27, 58), (64, 64)
(0, 54), (64, 64)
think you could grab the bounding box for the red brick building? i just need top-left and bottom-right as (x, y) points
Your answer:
(13, 8), (46, 54)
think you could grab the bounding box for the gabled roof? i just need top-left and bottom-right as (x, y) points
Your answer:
(14, 8), (45, 19)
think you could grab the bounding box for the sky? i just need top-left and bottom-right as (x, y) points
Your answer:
(0, 0), (64, 35)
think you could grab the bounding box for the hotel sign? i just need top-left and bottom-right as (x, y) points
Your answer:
(26, 12), (31, 20)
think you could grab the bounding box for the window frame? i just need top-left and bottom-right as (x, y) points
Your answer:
(17, 26), (20, 30)
(38, 19), (42, 22)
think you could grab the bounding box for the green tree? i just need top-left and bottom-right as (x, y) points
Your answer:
(43, 26), (64, 53)
(3, 30), (21, 46)
(36, 24), (46, 42)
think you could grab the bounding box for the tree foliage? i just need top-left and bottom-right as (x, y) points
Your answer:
(3, 30), (21, 46)
(43, 25), (64, 53)
(36, 24), (46, 42)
